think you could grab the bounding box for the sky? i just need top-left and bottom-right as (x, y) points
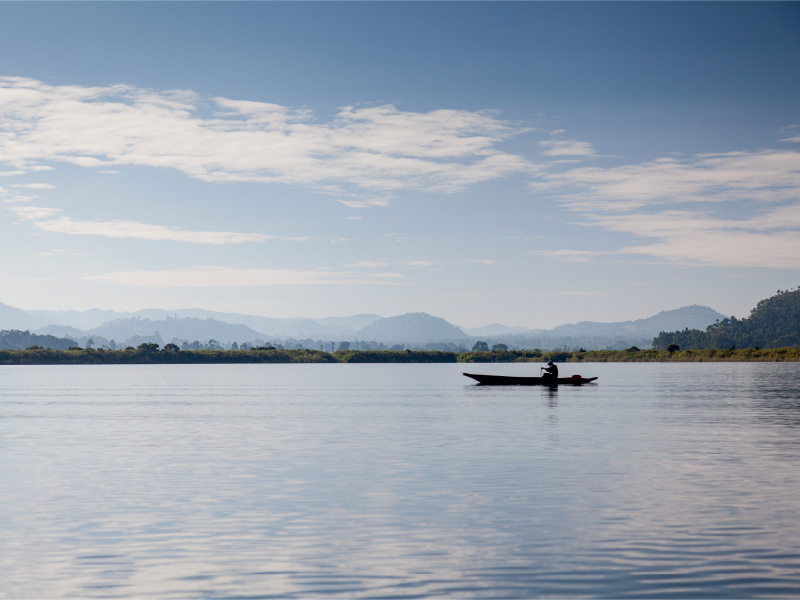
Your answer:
(1, 2), (799, 329)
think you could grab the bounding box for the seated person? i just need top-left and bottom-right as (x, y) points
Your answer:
(541, 360), (558, 380)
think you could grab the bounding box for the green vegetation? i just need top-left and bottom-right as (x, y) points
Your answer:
(4, 344), (798, 365)
(0, 329), (77, 351)
(0, 345), (340, 365)
(653, 289), (800, 350)
(334, 350), (458, 363)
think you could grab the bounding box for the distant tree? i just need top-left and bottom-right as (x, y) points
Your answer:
(579, 348), (587, 353)
(125, 346), (135, 351)
(667, 344), (680, 353)
(337, 341), (351, 351)
(85, 338), (94, 349)
(138, 343), (160, 352)
(627, 346), (640, 352)
(68, 346), (83, 351)
(391, 344), (404, 351)
(472, 341), (489, 352)
(109, 339), (117, 350)
(231, 341), (239, 350)
(491, 343), (508, 352)
(163, 343), (180, 352)
(26, 345), (43, 350)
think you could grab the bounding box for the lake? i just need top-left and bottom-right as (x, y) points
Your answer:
(2, 362), (800, 598)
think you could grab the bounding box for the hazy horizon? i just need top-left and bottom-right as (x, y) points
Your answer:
(2, 3), (799, 329)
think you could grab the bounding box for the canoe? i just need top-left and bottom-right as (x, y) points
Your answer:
(463, 373), (598, 386)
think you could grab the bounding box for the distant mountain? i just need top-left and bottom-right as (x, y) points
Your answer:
(0, 302), (45, 331)
(22, 305), (382, 339)
(0, 330), (77, 350)
(34, 324), (87, 340)
(461, 323), (537, 336)
(545, 305), (726, 339)
(86, 317), (269, 346)
(653, 290), (800, 349)
(355, 313), (469, 343)
(25, 307), (131, 330)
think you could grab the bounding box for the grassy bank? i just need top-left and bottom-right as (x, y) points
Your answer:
(459, 348), (800, 363)
(2, 346), (799, 365)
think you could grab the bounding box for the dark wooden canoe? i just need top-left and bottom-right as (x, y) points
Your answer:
(463, 373), (598, 386)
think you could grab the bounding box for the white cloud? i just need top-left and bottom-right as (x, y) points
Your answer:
(528, 249), (609, 263)
(31, 217), (269, 244)
(37, 248), (84, 256)
(381, 233), (408, 242)
(345, 260), (387, 268)
(100, 170), (120, 174)
(539, 139), (595, 157)
(338, 198), (391, 208)
(345, 216), (363, 220)
(0, 170), (25, 176)
(528, 144), (800, 268)
(532, 150), (800, 210)
(403, 260), (434, 266)
(9, 206), (61, 220)
(281, 236), (309, 242)
(11, 183), (54, 189)
(84, 266), (405, 287)
(584, 207), (800, 268)
(453, 259), (495, 264)
(0, 77), (533, 194)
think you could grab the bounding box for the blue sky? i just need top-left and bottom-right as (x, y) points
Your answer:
(1, 2), (799, 328)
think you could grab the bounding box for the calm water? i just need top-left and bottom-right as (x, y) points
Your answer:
(2, 362), (800, 598)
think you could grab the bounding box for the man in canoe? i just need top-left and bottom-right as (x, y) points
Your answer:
(541, 360), (558, 381)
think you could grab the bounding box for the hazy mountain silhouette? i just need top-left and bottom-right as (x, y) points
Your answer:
(545, 305), (726, 338)
(653, 290), (800, 349)
(0, 302), (43, 330)
(22, 306), (381, 338)
(460, 323), (539, 336)
(355, 313), (469, 343)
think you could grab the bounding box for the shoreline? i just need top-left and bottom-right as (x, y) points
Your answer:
(2, 347), (800, 365)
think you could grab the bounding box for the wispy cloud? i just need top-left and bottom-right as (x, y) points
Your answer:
(345, 216), (363, 220)
(0, 77), (533, 194)
(345, 260), (387, 268)
(382, 233), (408, 242)
(539, 139), (594, 157)
(11, 183), (54, 189)
(403, 260), (434, 266)
(531, 150), (800, 211)
(30, 217), (269, 244)
(585, 207), (800, 268)
(453, 259), (495, 264)
(84, 267), (405, 287)
(9, 206), (61, 220)
(37, 248), (85, 256)
(527, 249), (609, 263)
(338, 198), (391, 208)
(529, 143), (800, 268)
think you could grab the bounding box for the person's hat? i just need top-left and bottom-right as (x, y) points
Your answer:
(547, 360), (555, 365)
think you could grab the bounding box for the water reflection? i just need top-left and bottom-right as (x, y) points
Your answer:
(1, 362), (800, 597)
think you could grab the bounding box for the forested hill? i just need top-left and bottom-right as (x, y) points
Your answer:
(0, 330), (77, 350)
(652, 289), (800, 350)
